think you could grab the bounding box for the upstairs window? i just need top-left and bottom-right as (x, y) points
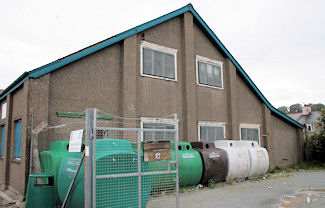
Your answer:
(198, 121), (226, 142)
(306, 124), (314, 132)
(1, 103), (7, 119)
(1, 125), (5, 156)
(240, 124), (260, 144)
(141, 41), (177, 81)
(14, 120), (22, 158)
(196, 55), (223, 88)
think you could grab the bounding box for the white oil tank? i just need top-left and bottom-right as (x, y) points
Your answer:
(214, 140), (250, 181)
(236, 140), (269, 177)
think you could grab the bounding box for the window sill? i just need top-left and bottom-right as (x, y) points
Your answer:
(11, 158), (21, 164)
(141, 73), (177, 82)
(197, 83), (223, 90)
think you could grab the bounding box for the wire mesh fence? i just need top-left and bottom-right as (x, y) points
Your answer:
(89, 109), (179, 208)
(33, 120), (86, 153)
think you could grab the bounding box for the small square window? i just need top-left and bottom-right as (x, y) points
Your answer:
(196, 55), (223, 88)
(141, 41), (177, 81)
(306, 124), (314, 132)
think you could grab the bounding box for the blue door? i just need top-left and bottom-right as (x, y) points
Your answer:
(1, 125), (5, 156)
(14, 120), (22, 158)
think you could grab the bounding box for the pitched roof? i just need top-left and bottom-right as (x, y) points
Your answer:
(0, 4), (304, 129)
(287, 111), (321, 124)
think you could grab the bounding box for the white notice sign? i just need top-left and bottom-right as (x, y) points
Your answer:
(1, 103), (7, 119)
(69, 129), (84, 152)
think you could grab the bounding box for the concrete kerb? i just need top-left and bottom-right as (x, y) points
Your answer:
(0, 189), (20, 207)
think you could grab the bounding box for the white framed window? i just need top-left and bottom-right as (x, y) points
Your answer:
(306, 124), (314, 132)
(196, 55), (223, 89)
(240, 124), (260, 144)
(140, 117), (177, 142)
(198, 121), (226, 142)
(1, 103), (7, 119)
(140, 41), (178, 81)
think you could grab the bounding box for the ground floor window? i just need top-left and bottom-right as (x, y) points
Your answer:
(240, 124), (260, 144)
(1, 125), (5, 156)
(14, 120), (22, 158)
(141, 118), (176, 142)
(198, 121), (226, 142)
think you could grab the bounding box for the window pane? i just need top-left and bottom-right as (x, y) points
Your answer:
(207, 126), (215, 142)
(215, 66), (222, 87)
(252, 129), (259, 142)
(207, 64), (214, 85)
(154, 51), (164, 77)
(215, 127), (224, 140)
(14, 120), (22, 158)
(1, 125), (5, 156)
(247, 129), (254, 140)
(143, 123), (155, 141)
(164, 53), (175, 79)
(198, 62), (207, 84)
(200, 126), (207, 141)
(241, 128), (247, 140)
(143, 48), (153, 75)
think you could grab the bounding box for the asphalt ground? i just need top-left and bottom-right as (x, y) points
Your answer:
(1, 170), (325, 208)
(179, 170), (325, 208)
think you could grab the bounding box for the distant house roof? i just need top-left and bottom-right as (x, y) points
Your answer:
(287, 111), (321, 124)
(0, 4), (304, 129)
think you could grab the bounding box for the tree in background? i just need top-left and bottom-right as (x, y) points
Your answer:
(289, 103), (302, 113)
(278, 103), (324, 114)
(278, 106), (289, 114)
(308, 109), (325, 162)
(311, 103), (325, 112)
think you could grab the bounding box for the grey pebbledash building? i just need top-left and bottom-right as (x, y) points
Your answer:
(0, 4), (304, 197)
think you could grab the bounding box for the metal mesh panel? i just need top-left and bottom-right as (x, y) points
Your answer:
(90, 110), (179, 208)
(35, 120), (86, 152)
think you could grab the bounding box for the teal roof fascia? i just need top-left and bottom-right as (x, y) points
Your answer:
(0, 72), (30, 100)
(187, 6), (303, 129)
(0, 4), (303, 128)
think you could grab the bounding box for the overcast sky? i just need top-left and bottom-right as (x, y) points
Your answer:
(1, 0), (324, 107)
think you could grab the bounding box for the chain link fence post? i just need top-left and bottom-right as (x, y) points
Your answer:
(85, 108), (94, 208)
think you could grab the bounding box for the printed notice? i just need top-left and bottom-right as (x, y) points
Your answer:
(69, 129), (84, 152)
(1, 103), (7, 119)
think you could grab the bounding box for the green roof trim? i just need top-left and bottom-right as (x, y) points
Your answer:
(0, 72), (29, 100)
(57, 112), (113, 120)
(0, 4), (303, 129)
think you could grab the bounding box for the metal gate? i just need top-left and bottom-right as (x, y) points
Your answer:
(85, 109), (179, 208)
